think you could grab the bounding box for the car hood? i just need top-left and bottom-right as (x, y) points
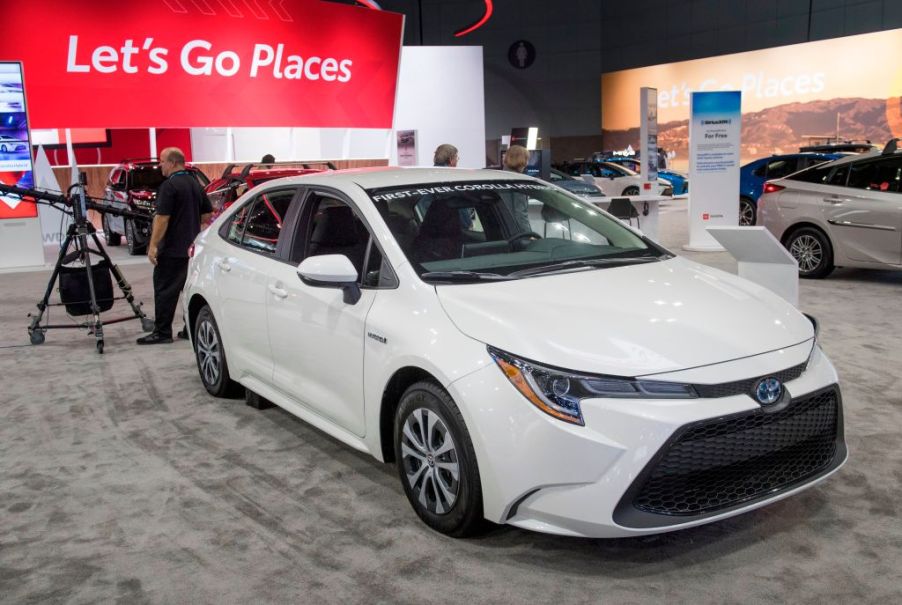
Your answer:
(436, 257), (813, 376)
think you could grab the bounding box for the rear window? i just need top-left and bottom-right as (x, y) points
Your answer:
(787, 161), (843, 184)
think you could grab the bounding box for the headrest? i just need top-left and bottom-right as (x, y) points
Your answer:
(311, 205), (359, 246)
(420, 200), (465, 238)
(541, 204), (569, 223)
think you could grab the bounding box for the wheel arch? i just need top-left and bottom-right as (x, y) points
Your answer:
(187, 293), (210, 345)
(379, 366), (443, 462)
(780, 221), (832, 247)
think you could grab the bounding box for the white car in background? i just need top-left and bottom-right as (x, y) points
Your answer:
(561, 160), (673, 196)
(184, 167), (845, 538)
(759, 142), (902, 278)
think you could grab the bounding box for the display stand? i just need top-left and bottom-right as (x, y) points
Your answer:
(707, 226), (799, 306)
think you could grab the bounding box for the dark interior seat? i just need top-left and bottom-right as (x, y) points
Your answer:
(413, 201), (466, 262)
(308, 205), (367, 274)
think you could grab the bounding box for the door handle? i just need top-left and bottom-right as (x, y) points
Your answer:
(217, 260), (232, 272)
(822, 196), (845, 204)
(268, 284), (288, 299)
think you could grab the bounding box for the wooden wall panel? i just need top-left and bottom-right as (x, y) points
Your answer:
(51, 159), (388, 228)
(50, 159), (389, 202)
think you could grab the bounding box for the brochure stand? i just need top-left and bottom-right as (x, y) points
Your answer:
(706, 226), (799, 306)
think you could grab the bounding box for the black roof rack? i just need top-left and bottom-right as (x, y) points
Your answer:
(220, 163), (238, 178)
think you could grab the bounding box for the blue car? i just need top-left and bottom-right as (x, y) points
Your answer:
(739, 152), (846, 225)
(603, 156), (689, 196)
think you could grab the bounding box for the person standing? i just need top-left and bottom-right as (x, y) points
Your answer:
(433, 144), (459, 167)
(501, 144), (532, 233)
(137, 147), (212, 345)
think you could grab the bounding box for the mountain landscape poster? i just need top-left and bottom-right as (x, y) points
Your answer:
(602, 29), (902, 171)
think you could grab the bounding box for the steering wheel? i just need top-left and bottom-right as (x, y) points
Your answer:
(507, 231), (542, 250)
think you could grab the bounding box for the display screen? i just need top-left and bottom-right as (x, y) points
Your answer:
(602, 28), (902, 171)
(0, 62), (36, 219)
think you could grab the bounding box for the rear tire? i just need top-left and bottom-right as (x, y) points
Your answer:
(622, 185), (640, 196)
(739, 197), (757, 226)
(785, 227), (834, 279)
(394, 381), (485, 537)
(194, 305), (242, 397)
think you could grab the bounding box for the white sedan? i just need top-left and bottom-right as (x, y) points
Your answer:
(184, 167), (845, 538)
(563, 161), (673, 196)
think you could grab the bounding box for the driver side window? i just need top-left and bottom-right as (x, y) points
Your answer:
(295, 194), (396, 288)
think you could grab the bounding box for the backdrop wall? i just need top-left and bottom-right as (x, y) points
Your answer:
(190, 46), (486, 169)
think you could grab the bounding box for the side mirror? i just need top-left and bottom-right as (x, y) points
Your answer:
(297, 254), (361, 304)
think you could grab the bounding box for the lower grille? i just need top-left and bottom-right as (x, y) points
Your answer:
(630, 387), (839, 517)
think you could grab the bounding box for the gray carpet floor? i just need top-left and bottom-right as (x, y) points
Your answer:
(1, 201), (900, 604)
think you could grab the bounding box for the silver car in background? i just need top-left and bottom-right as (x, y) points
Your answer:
(759, 141), (902, 278)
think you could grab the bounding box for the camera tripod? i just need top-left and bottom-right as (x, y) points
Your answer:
(0, 177), (154, 353)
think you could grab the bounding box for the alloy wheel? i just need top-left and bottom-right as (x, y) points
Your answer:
(789, 234), (823, 273)
(196, 319), (221, 386)
(400, 408), (460, 515)
(739, 200), (755, 226)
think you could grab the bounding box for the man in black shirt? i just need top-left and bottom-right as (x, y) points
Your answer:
(137, 147), (212, 345)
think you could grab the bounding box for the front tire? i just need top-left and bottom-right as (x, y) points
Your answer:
(739, 197), (756, 226)
(786, 227), (834, 279)
(394, 381), (484, 537)
(194, 306), (242, 397)
(126, 219), (147, 255)
(102, 214), (121, 246)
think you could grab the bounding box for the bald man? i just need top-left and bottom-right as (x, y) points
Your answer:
(137, 147), (212, 345)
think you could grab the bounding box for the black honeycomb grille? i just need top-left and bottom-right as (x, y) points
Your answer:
(632, 388), (838, 516)
(693, 362), (807, 398)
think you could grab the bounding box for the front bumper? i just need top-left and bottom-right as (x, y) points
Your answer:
(448, 343), (845, 538)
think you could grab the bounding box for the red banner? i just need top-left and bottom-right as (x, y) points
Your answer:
(1, 0), (404, 129)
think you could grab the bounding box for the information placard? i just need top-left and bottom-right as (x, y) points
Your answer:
(639, 87), (658, 192)
(685, 91), (741, 251)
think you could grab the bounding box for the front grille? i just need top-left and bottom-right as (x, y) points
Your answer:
(631, 387), (839, 517)
(694, 362), (807, 398)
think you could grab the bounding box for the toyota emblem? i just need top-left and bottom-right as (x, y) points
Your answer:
(755, 377), (783, 406)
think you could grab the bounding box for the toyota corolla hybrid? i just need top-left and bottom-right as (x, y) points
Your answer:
(184, 167), (845, 538)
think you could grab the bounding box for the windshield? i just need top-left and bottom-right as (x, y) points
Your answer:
(367, 180), (664, 280)
(127, 166), (165, 190)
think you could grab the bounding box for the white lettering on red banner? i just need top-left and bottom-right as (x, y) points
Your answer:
(3, 0), (403, 129)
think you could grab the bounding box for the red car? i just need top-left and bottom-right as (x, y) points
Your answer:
(205, 161), (334, 218)
(101, 158), (210, 255)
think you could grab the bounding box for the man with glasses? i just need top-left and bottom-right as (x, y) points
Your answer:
(137, 147), (212, 345)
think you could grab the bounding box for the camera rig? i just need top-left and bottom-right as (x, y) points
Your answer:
(0, 177), (154, 353)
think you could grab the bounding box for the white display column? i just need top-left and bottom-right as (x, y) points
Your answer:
(639, 87), (658, 194)
(684, 91), (741, 252)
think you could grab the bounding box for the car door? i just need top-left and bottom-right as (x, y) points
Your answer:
(265, 189), (390, 437)
(213, 187), (299, 382)
(823, 155), (902, 265)
(594, 164), (622, 196)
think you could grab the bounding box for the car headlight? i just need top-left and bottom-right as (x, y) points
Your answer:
(488, 347), (698, 426)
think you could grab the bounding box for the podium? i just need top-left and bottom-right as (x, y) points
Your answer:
(706, 226), (799, 306)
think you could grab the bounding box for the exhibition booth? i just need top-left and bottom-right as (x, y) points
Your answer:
(0, 1), (901, 601)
